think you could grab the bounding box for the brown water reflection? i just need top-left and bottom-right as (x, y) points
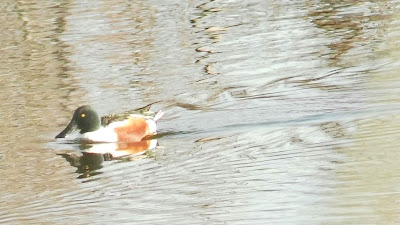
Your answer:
(1, 0), (400, 224)
(307, 0), (393, 67)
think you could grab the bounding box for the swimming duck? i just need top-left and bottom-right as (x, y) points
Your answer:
(55, 104), (163, 143)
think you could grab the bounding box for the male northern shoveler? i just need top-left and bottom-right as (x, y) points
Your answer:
(55, 104), (163, 143)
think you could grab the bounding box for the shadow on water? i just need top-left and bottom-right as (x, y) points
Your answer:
(1, 0), (400, 224)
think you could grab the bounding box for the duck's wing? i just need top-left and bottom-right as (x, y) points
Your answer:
(101, 102), (160, 126)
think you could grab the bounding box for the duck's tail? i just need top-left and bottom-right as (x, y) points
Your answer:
(153, 110), (164, 122)
(146, 110), (164, 134)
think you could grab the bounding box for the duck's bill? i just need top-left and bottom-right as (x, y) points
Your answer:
(55, 119), (78, 139)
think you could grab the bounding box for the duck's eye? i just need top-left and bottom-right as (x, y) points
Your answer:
(81, 113), (86, 118)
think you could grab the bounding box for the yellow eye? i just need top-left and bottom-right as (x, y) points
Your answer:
(81, 113), (86, 118)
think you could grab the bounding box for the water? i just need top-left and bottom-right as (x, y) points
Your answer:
(1, 0), (400, 224)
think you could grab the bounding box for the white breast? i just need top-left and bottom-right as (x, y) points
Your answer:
(82, 127), (118, 143)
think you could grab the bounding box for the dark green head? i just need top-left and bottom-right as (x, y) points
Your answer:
(55, 105), (101, 139)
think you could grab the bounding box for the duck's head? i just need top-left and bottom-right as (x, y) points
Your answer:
(55, 105), (101, 139)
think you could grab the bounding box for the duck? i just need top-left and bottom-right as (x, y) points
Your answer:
(55, 104), (163, 143)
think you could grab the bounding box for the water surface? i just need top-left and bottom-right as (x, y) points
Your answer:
(1, 0), (400, 224)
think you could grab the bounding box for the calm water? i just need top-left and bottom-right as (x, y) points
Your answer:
(1, 0), (400, 224)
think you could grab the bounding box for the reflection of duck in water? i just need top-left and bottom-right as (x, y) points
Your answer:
(58, 140), (158, 178)
(55, 104), (163, 178)
(59, 151), (108, 179)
